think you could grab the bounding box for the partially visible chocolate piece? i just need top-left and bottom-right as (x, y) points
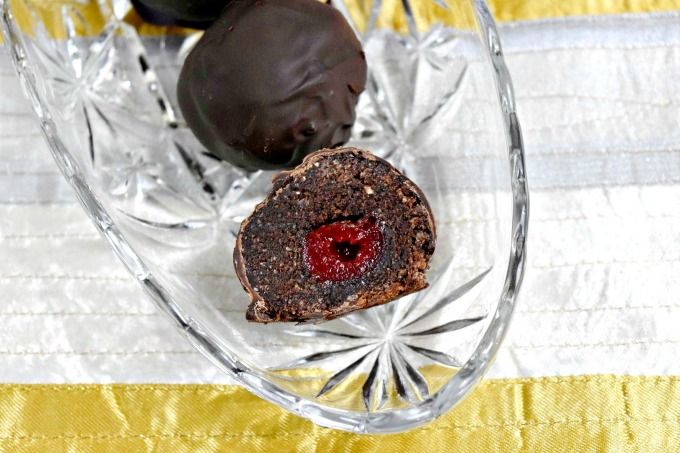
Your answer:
(177, 0), (367, 171)
(234, 148), (436, 323)
(131, 0), (230, 28)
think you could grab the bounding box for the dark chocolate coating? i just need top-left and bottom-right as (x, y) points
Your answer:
(131, 0), (230, 29)
(177, 0), (367, 170)
(234, 148), (436, 323)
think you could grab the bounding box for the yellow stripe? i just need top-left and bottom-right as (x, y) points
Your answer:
(489, 0), (680, 21)
(5, 0), (680, 40)
(130, 0), (680, 35)
(344, 0), (680, 32)
(0, 375), (679, 452)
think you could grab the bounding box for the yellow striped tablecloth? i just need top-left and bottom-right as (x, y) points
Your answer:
(1, 0), (680, 451)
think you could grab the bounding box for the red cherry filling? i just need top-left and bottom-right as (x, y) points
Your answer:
(304, 217), (383, 282)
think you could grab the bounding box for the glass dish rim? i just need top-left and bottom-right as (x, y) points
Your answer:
(0, 0), (529, 434)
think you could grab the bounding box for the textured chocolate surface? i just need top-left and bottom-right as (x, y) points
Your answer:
(234, 148), (436, 323)
(177, 0), (367, 170)
(131, 0), (230, 29)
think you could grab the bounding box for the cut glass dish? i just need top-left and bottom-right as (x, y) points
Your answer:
(1, 0), (528, 433)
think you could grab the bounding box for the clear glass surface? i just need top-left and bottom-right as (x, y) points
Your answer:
(1, 0), (528, 433)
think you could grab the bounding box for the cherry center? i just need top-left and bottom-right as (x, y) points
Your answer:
(304, 217), (383, 282)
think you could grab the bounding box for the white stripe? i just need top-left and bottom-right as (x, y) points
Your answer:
(1, 13), (679, 383)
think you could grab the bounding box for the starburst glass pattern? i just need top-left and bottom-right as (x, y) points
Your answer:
(346, 0), (473, 175)
(270, 268), (490, 411)
(14, 1), (243, 252)
(353, 26), (469, 171)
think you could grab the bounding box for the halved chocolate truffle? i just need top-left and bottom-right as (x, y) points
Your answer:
(177, 0), (367, 170)
(234, 148), (436, 323)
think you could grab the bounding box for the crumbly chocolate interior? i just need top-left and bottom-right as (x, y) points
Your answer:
(235, 148), (436, 323)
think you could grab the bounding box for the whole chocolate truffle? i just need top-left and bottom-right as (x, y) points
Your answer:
(234, 148), (436, 323)
(131, 0), (230, 29)
(177, 0), (367, 170)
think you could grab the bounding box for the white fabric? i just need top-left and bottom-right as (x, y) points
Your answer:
(0, 12), (679, 383)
